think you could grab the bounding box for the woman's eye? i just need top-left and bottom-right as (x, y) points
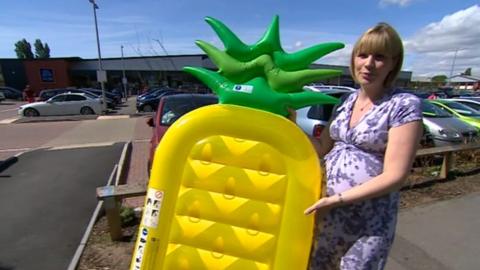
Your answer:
(358, 53), (368, 58)
(374, 54), (386, 60)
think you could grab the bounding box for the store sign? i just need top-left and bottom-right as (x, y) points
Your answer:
(40, 68), (54, 82)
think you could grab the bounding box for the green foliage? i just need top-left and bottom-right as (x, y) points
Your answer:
(14, 39), (34, 59)
(120, 206), (137, 227)
(34, 39), (50, 58)
(431, 75), (447, 83)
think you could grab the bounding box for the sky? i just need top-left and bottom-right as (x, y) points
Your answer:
(1, 0), (479, 78)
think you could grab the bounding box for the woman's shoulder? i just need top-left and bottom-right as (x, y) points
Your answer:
(388, 89), (421, 105)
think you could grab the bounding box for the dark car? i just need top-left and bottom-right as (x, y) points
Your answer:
(0, 86), (23, 100)
(80, 88), (121, 104)
(136, 89), (182, 112)
(138, 87), (176, 99)
(146, 94), (218, 172)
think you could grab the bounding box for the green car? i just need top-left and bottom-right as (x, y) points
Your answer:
(429, 99), (480, 130)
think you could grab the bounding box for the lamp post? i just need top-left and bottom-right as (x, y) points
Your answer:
(121, 45), (128, 101)
(448, 49), (459, 87)
(89, 0), (107, 113)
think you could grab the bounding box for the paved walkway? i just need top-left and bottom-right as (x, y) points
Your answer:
(387, 192), (480, 270)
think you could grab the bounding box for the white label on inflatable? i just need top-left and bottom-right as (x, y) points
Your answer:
(142, 188), (164, 228)
(132, 227), (148, 270)
(233, 84), (253, 93)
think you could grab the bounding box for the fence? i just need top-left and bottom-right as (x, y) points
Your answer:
(96, 142), (480, 240)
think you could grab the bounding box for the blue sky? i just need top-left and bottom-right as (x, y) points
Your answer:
(1, 0), (479, 77)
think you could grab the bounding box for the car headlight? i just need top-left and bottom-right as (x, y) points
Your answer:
(438, 129), (460, 138)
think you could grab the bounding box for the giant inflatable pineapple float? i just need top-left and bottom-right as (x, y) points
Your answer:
(131, 16), (344, 270)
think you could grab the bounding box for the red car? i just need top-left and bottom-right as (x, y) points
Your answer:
(147, 93), (218, 173)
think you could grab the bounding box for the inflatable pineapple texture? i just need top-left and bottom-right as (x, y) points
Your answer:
(131, 16), (344, 270)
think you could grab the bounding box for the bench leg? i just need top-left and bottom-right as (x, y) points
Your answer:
(440, 152), (453, 179)
(104, 197), (123, 241)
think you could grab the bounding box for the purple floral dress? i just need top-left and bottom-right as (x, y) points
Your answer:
(309, 90), (422, 270)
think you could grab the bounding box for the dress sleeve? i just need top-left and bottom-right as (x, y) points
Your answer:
(390, 94), (422, 128)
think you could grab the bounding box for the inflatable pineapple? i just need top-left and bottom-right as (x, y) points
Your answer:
(131, 16), (344, 270)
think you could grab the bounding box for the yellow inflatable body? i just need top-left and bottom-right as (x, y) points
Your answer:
(131, 104), (322, 270)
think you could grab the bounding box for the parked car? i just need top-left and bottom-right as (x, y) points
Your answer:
(0, 91), (5, 102)
(138, 87), (176, 99)
(296, 87), (355, 138)
(304, 84), (357, 93)
(422, 100), (478, 146)
(136, 89), (182, 112)
(67, 88), (116, 109)
(79, 88), (121, 105)
(18, 93), (102, 117)
(448, 98), (480, 111)
(146, 94), (218, 172)
(429, 99), (480, 130)
(37, 88), (75, 101)
(0, 86), (23, 100)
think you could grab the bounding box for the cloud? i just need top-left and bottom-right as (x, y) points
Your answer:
(404, 5), (480, 76)
(379, 0), (414, 7)
(319, 44), (352, 66)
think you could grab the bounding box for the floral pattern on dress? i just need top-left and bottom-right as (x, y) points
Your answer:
(309, 89), (422, 270)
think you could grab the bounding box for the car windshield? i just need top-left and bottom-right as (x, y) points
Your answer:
(81, 92), (98, 99)
(160, 96), (217, 126)
(422, 100), (451, 117)
(443, 101), (480, 117)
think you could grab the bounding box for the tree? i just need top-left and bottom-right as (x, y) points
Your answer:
(34, 39), (50, 58)
(431, 75), (447, 83)
(462, 67), (472, 76)
(14, 39), (34, 59)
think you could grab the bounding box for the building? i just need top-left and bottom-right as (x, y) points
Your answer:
(448, 74), (480, 90)
(0, 54), (413, 95)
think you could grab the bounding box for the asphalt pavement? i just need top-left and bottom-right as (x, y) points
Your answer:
(387, 192), (480, 270)
(0, 143), (124, 270)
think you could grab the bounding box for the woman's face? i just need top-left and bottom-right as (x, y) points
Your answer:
(354, 51), (395, 88)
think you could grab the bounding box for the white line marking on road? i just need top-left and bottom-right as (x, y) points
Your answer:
(48, 142), (115, 150)
(133, 139), (150, 143)
(97, 115), (130, 120)
(0, 108), (18, 113)
(0, 117), (19, 124)
(0, 147), (32, 153)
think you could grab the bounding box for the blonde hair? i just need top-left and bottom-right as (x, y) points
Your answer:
(350, 22), (404, 89)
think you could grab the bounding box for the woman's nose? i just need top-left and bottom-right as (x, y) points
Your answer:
(364, 55), (375, 67)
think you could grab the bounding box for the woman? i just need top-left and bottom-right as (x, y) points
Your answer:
(305, 23), (423, 269)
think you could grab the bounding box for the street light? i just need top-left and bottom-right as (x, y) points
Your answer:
(121, 45), (128, 101)
(88, 0), (107, 113)
(448, 48), (460, 87)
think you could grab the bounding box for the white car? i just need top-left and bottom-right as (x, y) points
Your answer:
(18, 93), (103, 117)
(297, 87), (355, 138)
(304, 84), (357, 94)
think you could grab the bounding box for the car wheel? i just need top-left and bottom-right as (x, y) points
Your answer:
(24, 108), (39, 117)
(80, 106), (95, 115)
(143, 104), (153, 112)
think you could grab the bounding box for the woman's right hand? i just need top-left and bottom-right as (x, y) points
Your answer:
(287, 108), (297, 123)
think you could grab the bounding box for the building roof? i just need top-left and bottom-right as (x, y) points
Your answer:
(449, 74), (480, 83)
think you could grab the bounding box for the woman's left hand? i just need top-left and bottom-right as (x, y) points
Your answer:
(304, 196), (339, 215)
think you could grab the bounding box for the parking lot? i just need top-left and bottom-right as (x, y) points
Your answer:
(0, 144), (124, 270)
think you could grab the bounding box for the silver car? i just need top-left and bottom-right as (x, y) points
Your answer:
(421, 100), (478, 146)
(296, 87), (355, 138)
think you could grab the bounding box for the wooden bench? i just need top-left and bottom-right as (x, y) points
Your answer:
(96, 142), (480, 240)
(96, 183), (146, 240)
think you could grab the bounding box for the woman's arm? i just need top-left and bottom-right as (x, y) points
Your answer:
(308, 122), (334, 159)
(287, 108), (334, 159)
(305, 120), (422, 215)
